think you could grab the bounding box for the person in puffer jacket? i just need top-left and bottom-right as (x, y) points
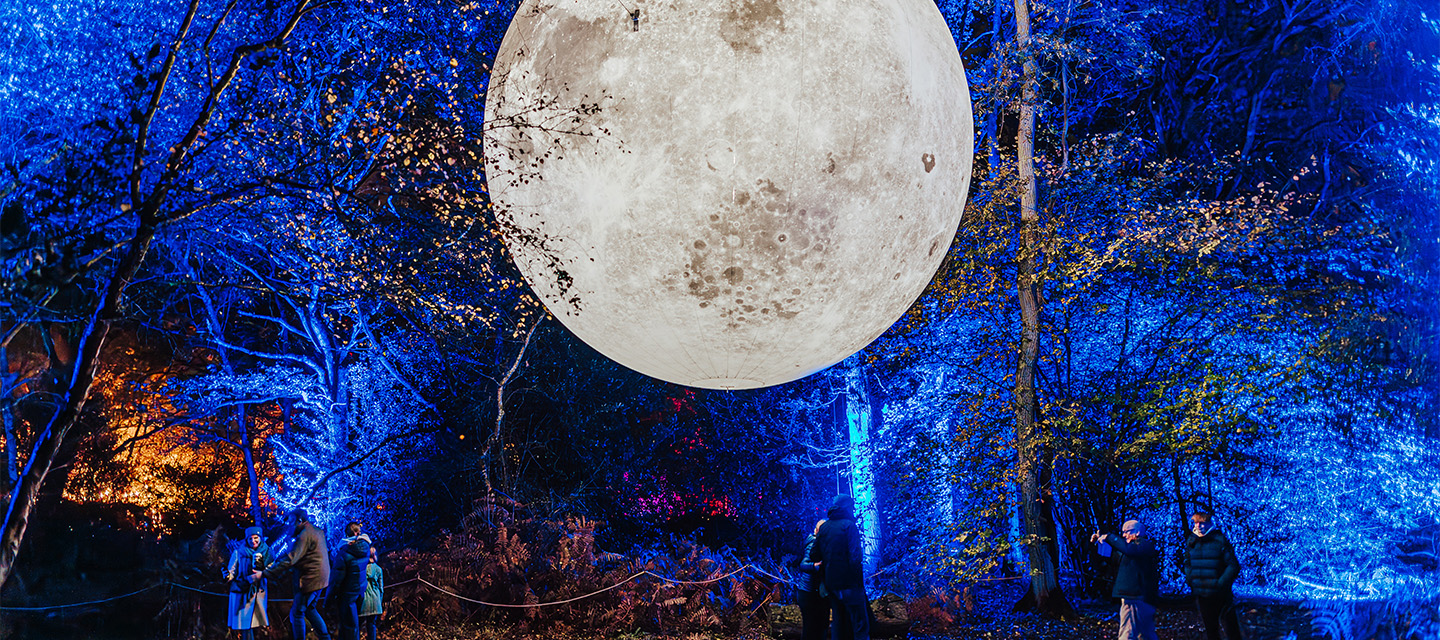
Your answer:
(1183, 511), (1244, 640)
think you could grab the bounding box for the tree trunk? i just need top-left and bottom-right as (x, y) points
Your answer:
(1, 400), (15, 492)
(196, 282), (265, 528)
(482, 320), (540, 499)
(1011, 0), (1074, 619)
(1, 346), (18, 493)
(844, 363), (881, 580)
(988, 0), (1006, 172)
(240, 405), (263, 527)
(1173, 458), (1188, 534)
(0, 220), (159, 588)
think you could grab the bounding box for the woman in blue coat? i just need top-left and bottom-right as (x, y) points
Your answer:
(224, 527), (273, 640)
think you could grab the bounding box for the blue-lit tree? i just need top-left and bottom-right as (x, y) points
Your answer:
(0, 0), (324, 586)
(869, 0), (1440, 618)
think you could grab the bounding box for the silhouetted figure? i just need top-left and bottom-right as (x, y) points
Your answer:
(816, 495), (869, 640)
(225, 526), (272, 640)
(795, 519), (829, 640)
(332, 521), (370, 640)
(1184, 511), (1244, 640)
(258, 509), (331, 640)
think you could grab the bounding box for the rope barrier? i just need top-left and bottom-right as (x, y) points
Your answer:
(0, 564), (772, 612)
(0, 583), (162, 611)
(644, 565), (753, 586)
(410, 565), (757, 608)
(745, 565), (791, 584)
(165, 581), (294, 603)
(416, 573), (645, 608)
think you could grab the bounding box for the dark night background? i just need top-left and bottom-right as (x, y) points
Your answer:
(0, 0), (1437, 638)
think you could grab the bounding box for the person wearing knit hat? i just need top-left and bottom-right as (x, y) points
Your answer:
(224, 526), (273, 640)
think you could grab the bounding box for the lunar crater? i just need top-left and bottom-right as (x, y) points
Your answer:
(665, 172), (842, 326)
(720, 0), (786, 54)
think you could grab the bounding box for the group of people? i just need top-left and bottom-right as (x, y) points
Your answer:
(791, 506), (1243, 640)
(222, 509), (386, 640)
(223, 503), (1240, 640)
(1092, 510), (1244, 640)
(794, 495), (873, 640)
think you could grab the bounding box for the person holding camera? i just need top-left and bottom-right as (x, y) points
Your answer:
(1092, 520), (1159, 640)
(225, 526), (273, 640)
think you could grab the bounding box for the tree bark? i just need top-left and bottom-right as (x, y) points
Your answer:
(1, 399), (15, 492)
(1011, 0), (1074, 619)
(1, 346), (19, 492)
(195, 279), (266, 527)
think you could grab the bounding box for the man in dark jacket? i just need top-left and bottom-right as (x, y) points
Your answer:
(257, 509), (332, 640)
(1183, 512), (1243, 640)
(815, 495), (868, 640)
(332, 521), (371, 640)
(795, 519), (829, 640)
(1093, 520), (1159, 640)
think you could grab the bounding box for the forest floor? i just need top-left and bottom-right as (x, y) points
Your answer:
(5, 560), (1316, 640)
(385, 597), (1315, 640)
(1, 597), (1318, 640)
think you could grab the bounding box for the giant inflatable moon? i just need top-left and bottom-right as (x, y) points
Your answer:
(484, 0), (973, 389)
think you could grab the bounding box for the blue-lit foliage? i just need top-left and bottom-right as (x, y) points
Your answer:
(1, 0), (1438, 635)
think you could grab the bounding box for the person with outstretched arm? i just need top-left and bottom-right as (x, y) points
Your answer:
(255, 509), (331, 640)
(1092, 520), (1160, 640)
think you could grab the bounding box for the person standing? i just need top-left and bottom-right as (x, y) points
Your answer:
(359, 544), (384, 640)
(332, 521), (371, 640)
(257, 508), (331, 640)
(225, 526), (273, 640)
(795, 519), (829, 640)
(1184, 511), (1244, 640)
(816, 495), (869, 640)
(1092, 520), (1160, 640)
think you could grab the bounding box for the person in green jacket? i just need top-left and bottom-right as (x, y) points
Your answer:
(1183, 511), (1243, 640)
(359, 544), (384, 640)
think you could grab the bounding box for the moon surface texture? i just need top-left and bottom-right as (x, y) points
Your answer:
(484, 0), (973, 389)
